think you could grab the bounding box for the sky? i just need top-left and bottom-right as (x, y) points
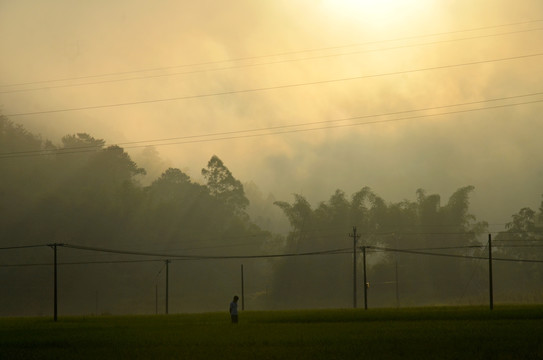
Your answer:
(1, 0), (542, 230)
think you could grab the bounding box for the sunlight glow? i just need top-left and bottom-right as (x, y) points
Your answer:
(321, 0), (434, 32)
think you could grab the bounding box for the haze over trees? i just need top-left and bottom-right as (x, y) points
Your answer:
(1, 115), (542, 315)
(272, 186), (490, 308)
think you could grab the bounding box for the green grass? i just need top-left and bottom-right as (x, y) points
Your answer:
(1, 306), (543, 359)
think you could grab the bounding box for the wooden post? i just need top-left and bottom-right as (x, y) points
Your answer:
(241, 264), (245, 311)
(165, 260), (170, 314)
(350, 227), (360, 309)
(488, 234), (494, 310)
(53, 244), (58, 322)
(363, 246), (368, 310)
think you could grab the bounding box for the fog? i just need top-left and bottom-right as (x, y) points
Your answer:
(2, 0), (542, 224)
(1, 0), (542, 315)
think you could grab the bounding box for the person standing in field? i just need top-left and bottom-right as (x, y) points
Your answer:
(229, 296), (239, 324)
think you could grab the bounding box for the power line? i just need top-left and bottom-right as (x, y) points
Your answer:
(0, 228), (524, 257)
(0, 245), (352, 267)
(459, 240), (490, 301)
(369, 246), (482, 260)
(61, 243), (352, 261)
(62, 243), (192, 259)
(5, 52), (543, 118)
(3, 242), (543, 268)
(2, 94), (542, 159)
(2, 18), (542, 89)
(4, 90), (541, 156)
(0, 231), (537, 256)
(6, 99), (543, 159)
(0, 244), (48, 250)
(370, 246), (543, 263)
(2, 91), (541, 157)
(109, 98), (543, 146)
(494, 239), (543, 243)
(400, 245), (483, 251)
(494, 244), (543, 248)
(3, 27), (542, 94)
(0, 258), (165, 267)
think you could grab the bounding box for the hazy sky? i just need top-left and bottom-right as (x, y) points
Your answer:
(1, 0), (542, 229)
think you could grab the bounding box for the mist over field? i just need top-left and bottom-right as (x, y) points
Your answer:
(1, 0), (542, 315)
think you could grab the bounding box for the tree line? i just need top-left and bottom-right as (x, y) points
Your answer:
(1, 115), (542, 314)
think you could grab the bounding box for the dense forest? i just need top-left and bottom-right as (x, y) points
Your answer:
(1, 115), (542, 315)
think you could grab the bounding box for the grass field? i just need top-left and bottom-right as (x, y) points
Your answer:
(1, 306), (542, 359)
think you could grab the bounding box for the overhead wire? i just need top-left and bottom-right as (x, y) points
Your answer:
(2, 238), (542, 268)
(494, 239), (543, 242)
(369, 246), (543, 263)
(61, 243), (353, 261)
(3, 99), (542, 155)
(2, 90), (541, 157)
(2, 92), (542, 159)
(2, 26), (542, 94)
(5, 52), (543, 118)
(2, 18), (542, 89)
(459, 239), (490, 300)
(0, 259), (166, 267)
(0, 244), (51, 250)
(494, 244), (543, 248)
(153, 261), (167, 283)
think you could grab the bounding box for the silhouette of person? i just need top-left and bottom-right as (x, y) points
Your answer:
(229, 295), (239, 324)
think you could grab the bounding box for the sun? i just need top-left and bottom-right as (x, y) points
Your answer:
(320, 0), (433, 32)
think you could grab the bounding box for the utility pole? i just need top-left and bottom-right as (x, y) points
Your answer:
(241, 264), (245, 311)
(165, 260), (170, 314)
(394, 234), (400, 308)
(349, 226), (360, 308)
(53, 244), (58, 322)
(48, 243), (60, 322)
(488, 234), (493, 310)
(395, 260), (400, 308)
(362, 246), (368, 310)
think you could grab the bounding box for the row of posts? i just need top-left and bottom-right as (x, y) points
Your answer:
(47, 232), (494, 321)
(47, 246), (246, 321)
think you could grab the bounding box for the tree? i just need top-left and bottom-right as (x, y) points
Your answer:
(0, 115), (44, 154)
(148, 168), (192, 201)
(271, 186), (488, 308)
(0, 118), (279, 315)
(201, 155), (249, 215)
(52, 133), (107, 183)
(271, 188), (388, 308)
(493, 201), (543, 299)
(61, 133), (105, 149)
(274, 194), (314, 246)
(496, 206), (543, 258)
(0, 115), (52, 239)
